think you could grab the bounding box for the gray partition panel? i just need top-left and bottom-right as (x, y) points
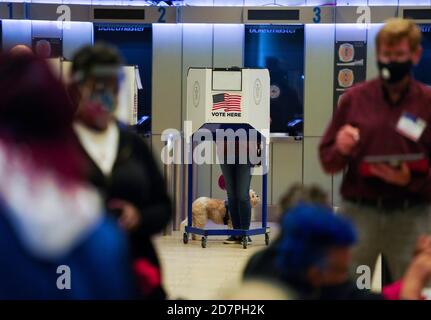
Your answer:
(62, 22), (93, 60)
(332, 172), (344, 208)
(304, 24), (335, 138)
(151, 134), (165, 174)
(182, 24), (213, 198)
(213, 24), (244, 68)
(152, 24), (183, 134)
(271, 139), (303, 206)
(366, 24), (384, 80)
(179, 7), (243, 24)
(303, 137), (333, 198)
(196, 163), (212, 198)
(181, 23), (213, 126)
(2, 19), (92, 59)
(211, 157), (225, 200)
(0, 4), (9, 19)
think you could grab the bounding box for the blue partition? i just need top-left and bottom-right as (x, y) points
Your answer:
(94, 23), (153, 133)
(244, 25), (304, 135)
(414, 25), (431, 87)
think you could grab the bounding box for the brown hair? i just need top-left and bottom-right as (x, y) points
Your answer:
(376, 18), (422, 52)
(278, 183), (329, 216)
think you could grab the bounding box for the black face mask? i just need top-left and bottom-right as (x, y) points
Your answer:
(377, 60), (413, 84)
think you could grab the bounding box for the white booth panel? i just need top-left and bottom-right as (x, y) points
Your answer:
(116, 65), (138, 125)
(186, 68), (270, 141)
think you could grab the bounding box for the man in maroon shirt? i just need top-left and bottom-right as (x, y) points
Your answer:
(320, 18), (431, 281)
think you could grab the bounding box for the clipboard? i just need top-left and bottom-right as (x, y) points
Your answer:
(359, 153), (429, 177)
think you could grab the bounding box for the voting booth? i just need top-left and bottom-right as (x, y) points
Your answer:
(184, 67), (270, 249)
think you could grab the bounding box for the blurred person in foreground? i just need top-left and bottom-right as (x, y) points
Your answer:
(243, 185), (381, 299)
(319, 18), (431, 281)
(10, 44), (33, 56)
(245, 189), (431, 300)
(0, 53), (134, 299)
(273, 202), (379, 300)
(383, 235), (431, 300)
(243, 183), (329, 280)
(69, 43), (171, 299)
(222, 279), (296, 300)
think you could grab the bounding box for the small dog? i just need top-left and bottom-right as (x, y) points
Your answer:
(183, 190), (260, 240)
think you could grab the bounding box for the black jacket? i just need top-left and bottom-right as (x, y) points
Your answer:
(76, 123), (172, 298)
(243, 238), (383, 300)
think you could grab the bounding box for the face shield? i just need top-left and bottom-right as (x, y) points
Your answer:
(74, 66), (125, 113)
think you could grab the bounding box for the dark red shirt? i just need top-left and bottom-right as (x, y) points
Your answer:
(319, 77), (431, 202)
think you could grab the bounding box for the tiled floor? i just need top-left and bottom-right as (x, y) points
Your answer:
(154, 223), (278, 300)
(153, 228), (431, 300)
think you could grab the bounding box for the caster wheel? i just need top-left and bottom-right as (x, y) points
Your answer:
(242, 236), (248, 249)
(265, 233), (270, 246)
(201, 237), (207, 248)
(183, 232), (189, 244)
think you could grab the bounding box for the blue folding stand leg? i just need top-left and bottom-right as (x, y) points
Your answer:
(183, 136), (270, 249)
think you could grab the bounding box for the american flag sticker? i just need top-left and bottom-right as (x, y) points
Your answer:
(212, 93), (242, 112)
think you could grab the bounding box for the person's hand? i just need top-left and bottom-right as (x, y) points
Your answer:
(368, 162), (411, 186)
(335, 125), (360, 156)
(400, 249), (431, 300)
(108, 199), (142, 231)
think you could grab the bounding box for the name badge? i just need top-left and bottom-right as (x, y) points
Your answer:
(396, 112), (427, 142)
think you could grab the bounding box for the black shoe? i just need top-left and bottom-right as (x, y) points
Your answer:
(223, 236), (241, 244)
(247, 236), (252, 243)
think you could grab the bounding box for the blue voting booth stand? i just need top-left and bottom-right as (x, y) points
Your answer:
(183, 67), (270, 249)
